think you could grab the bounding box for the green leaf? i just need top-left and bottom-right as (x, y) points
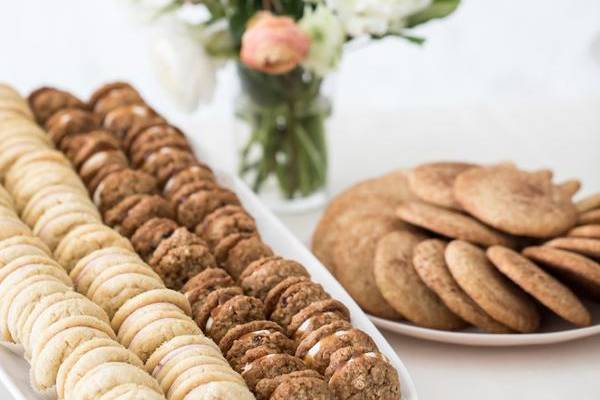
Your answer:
(405, 0), (460, 28)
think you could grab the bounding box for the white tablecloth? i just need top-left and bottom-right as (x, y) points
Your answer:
(1, 0), (600, 398)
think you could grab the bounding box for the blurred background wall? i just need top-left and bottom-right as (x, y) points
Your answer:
(1, 0), (599, 223)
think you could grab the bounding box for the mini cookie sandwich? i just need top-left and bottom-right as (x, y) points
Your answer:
(93, 168), (157, 213)
(6, 278), (73, 344)
(28, 86), (87, 125)
(445, 240), (540, 333)
(104, 194), (174, 237)
(374, 231), (466, 330)
(131, 217), (179, 261)
(167, 363), (245, 400)
(523, 246), (600, 299)
(225, 327), (295, 372)
(287, 299), (351, 342)
(127, 316), (202, 362)
(183, 270), (237, 314)
(332, 216), (405, 319)
(128, 124), (189, 166)
(89, 82), (144, 118)
(545, 237), (600, 259)
(21, 184), (94, 227)
(190, 285), (243, 332)
(54, 223), (134, 271)
(139, 148), (196, 188)
(0, 85), (33, 120)
(68, 361), (163, 400)
(219, 320), (284, 355)
(254, 370), (325, 400)
(149, 227), (216, 290)
(568, 225), (600, 239)
(24, 292), (109, 357)
(163, 163), (215, 199)
(214, 233), (274, 280)
(0, 216), (32, 241)
(103, 104), (165, 142)
(396, 201), (517, 248)
(197, 205), (258, 249)
(117, 302), (190, 347)
(4, 148), (70, 183)
(175, 184), (241, 230)
(70, 247), (144, 295)
(56, 337), (122, 398)
(326, 346), (401, 400)
(412, 239), (510, 333)
(90, 271), (165, 318)
(61, 343), (144, 400)
(576, 193), (600, 213)
(80, 151), (129, 192)
(32, 203), (102, 250)
(145, 334), (221, 376)
(269, 280), (331, 330)
(408, 161), (477, 210)
(182, 267), (236, 293)
(241, 353), (306, 392)
(240, 256), (309, 301)
(181, 381), (254, 400)
(487, 246), (591, 326)
(205, 294), (266, 344)
(86, 261), (162, 300)
(64, 130), (122, 169)
(30, 317), (118, 392)
(0, 235), (51, 264)
(45, 108), (101, 148)
(263, 276), (309, 317)
(111, 288), (192, 332)
(297, 323), (378, 375)
(454, 164), (578, 238)
(0, 136), (49, 179)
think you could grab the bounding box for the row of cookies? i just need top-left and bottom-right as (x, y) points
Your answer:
(31, 82), (403, 400)
(0, 83), (165, 399)
(6, 84), (253, 399)
(29, 83), (337, 399)
(27, 84), (331, 398)
(314, 161), (599, 333)
(29, 83), (330, 398)
(88, 82), (404, 400)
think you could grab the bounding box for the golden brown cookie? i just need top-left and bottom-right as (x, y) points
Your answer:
(487, 246), (591, 326)
(413, 239), (510, 333)
(311, 170), (414, 272)
(333, 216), (405, 319)
(545, 237), (600, 259)
(578, 209), (600, 225)
(522, 246), (600, 298)
(445, 240), (540, 333)
(576, 193), (600, 213)
(453, 164), (578, 238)
(374, 232), (465, 329)
(408, 161), (477, 209)
(396, 201), (517, 248)
(568, 225), (600, 239)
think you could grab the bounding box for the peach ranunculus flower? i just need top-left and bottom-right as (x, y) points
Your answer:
(240, 12), (311, 75)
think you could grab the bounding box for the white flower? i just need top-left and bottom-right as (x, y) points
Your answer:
(299, 6), (346, 76)
(151, 17), (218, 112)
(326, 0), (432, 37)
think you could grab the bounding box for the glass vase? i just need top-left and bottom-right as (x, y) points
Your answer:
(234, 63), (331, 214)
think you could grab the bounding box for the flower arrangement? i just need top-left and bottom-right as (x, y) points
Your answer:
(145, 0), (460, 209)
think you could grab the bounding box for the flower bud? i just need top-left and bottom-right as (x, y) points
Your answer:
(241, 12), (310, 75)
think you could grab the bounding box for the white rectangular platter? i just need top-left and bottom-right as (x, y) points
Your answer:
(0, 170), (418, 400)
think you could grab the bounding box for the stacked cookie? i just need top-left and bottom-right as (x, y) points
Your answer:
(3, 84), (252, 399)
(31, 82), (403, 399)
(0, 84), (164, 399)
(315, 161), (599, 333)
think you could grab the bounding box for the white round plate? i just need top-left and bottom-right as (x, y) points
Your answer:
(369, 301), (600, 346)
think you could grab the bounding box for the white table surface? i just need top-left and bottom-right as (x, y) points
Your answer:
(1, 0), (600, 399)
